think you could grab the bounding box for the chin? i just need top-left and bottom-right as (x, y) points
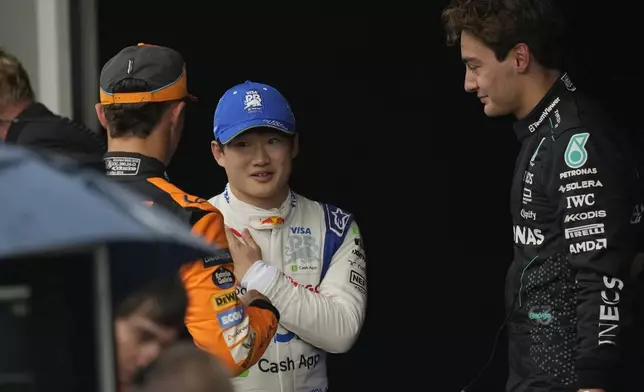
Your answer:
(246, 181), (280, 199)
(483, 102), (510, 117)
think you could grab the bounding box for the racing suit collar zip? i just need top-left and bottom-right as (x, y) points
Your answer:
(103, 151), (168, 181)
(512, 73), (573, 142)
(223, 183), (295, 230)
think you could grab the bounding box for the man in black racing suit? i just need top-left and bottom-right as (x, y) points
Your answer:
(441, 0), (643, 390)
(507, 73), (642, 391)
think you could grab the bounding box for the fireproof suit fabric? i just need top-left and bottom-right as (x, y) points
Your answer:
(209, 185), (367, 392)
(506, 73), (642, 392)
(103, 152), (279, 377)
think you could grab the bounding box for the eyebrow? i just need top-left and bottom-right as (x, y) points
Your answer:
(462, 56), (479, 64)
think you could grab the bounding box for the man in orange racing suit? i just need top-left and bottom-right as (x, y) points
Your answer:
(94, 43), (278, 379)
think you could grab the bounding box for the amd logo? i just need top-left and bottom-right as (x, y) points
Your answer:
(569, 238), (607, 254)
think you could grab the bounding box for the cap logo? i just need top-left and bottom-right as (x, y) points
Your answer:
(127, 59), (134, 74)
(243, 90), (263, 113)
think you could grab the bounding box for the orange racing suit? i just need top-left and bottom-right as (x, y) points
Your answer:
(104, 151), (279, 375)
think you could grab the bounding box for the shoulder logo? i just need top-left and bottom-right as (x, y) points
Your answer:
(560, 73), (576, 91)
(329, 206), (350, 237)
(564, 132), (590, 169)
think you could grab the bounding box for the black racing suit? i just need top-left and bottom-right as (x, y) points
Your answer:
(5, 102), (106, 171)
(506, 73), (642, 392)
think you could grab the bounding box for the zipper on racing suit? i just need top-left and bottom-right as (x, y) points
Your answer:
(518, 255), (539, 308)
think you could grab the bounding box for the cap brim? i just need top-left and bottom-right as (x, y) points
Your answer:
(217, 118), (295, 144)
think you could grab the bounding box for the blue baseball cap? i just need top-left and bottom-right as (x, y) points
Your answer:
(213, 80), (296, 144)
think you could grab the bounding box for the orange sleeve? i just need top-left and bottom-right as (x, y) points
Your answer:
(180, 211), (279, 376)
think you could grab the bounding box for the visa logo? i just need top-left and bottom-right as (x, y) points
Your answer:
(290, 227), (312, 235)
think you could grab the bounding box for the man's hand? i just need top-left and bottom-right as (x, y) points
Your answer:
(224, 226), (262, 281)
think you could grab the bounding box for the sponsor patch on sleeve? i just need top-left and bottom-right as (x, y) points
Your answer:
(212, 266), (235, 289)
(349, 270), (366, 294)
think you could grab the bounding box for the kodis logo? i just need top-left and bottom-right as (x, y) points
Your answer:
(217, 306), (244, 329)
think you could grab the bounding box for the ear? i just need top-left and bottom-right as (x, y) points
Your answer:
(170, 101), (186, 125)
(211, 140), (226, 168)
(513, 43), (530, 73)
(291, 134), (299, 159)
(95, 103), (109, 130)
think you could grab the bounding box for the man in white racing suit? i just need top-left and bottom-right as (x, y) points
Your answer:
(208, 80), (367, 392)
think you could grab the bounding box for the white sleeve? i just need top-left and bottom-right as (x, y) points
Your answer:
(240, 220), (367, 353)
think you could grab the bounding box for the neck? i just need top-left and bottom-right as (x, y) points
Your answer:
(0, 100), (33, 140)
(230, 184), (290, 210)
(107, 129), (169, 166)
(0, 99), (32, 120)
(514, 68), (561, 119)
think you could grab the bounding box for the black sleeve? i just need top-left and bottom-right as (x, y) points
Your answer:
(543, 128), (638, 389)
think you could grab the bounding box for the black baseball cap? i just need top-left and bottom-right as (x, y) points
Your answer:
(99, 43), (197, 105)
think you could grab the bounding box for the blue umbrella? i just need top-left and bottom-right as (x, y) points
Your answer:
(0, 143), (220, 262)
(0, 143), (227, 392)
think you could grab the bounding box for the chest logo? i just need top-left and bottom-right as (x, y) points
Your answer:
(286, 233), (320, 274)
(564, 132), (590, 169)
(290, 226), (312, 235)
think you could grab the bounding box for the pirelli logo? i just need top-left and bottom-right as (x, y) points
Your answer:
(564, 223), (605, 239)
(210, 290), (238, 311)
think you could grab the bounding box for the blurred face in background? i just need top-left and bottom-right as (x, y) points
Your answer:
(114, 309), (177, 385)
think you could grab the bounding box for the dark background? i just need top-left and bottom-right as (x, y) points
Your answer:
(95, 2), (644, 391)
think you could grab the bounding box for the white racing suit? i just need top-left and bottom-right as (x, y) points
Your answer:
(209, 185), (367, 392)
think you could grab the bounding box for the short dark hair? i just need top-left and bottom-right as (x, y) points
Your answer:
(0, 47), (35, 106)
(102, 78), (174, 139)
(115, 274), (187, 330)
(441, 0), (566, 70)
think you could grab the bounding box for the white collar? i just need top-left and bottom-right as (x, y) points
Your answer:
(222, 183), (296, 230)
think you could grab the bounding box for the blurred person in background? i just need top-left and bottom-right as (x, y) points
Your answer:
(208, 81), (367, 392)
(135, 341), (234, 392)
(95, 43), (279, 379)
(114, 275), (188, 391)
(0, 47), (106, 170)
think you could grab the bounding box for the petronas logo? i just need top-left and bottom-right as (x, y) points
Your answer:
(564, 133), (590, 169)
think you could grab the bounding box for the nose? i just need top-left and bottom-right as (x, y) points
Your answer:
(464, 68), (477, 93)
(137, 343), (162, 368)
(251, 144), (270, 166)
